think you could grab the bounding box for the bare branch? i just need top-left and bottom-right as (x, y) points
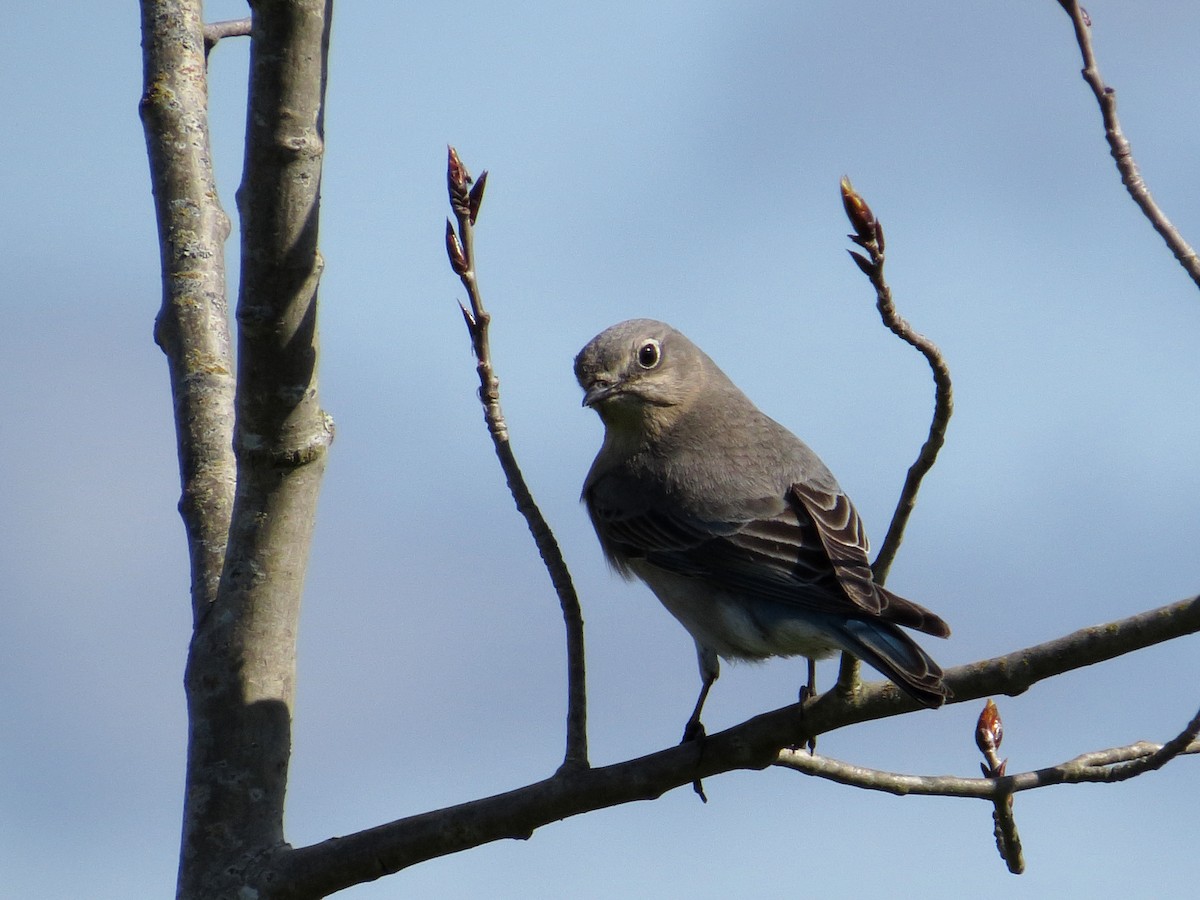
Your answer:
(163, 1), (335, 896)
(943, 596), (1199, 702)
(444, 147), (589, 772)
(777, 692), (1200, 882)
(1091, 702), (1200, 782)
(139, 0), (236, 625)
(203, 16), (251, 54)
(835, 177), (954, 700)
(776, 705), (1200, 799)
(839, 177), (954, 586)
(272, 594), (1200, 897)
(1056, 0), (1200, 289)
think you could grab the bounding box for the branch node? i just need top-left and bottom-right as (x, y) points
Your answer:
(203, 17), (252, 55)
(976, 700), (1024, 873)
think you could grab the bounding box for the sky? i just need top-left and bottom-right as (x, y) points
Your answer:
(2, 1), (1199, 897)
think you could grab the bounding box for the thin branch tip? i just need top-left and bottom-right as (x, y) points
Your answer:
(839, 180), (953, 583)
(442, 153), (589, 770)
(1057, 0), (1200, 288)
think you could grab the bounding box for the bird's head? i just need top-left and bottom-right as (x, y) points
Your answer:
(574, 319), (705, 434)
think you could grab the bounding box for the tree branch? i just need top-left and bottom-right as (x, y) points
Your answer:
(272, 593), (1200, 898)
(835, 177), (955, 697)
(444, 148), (589, 772)
(775, 706), (1200, 797)
(840, 177), (954, 586)
(139, 0), (236, 628)
(942, 595), (1200, 702)
(1056, 0), (1200, 289)
(204, 16), (252, 54)
(165, 2), (335, 897)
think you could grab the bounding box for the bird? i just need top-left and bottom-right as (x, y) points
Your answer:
(575, 318), (950, 741)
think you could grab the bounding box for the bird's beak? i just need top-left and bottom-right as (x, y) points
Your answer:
(582, 379), (618, 408)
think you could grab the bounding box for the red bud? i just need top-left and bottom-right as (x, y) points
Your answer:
(447, 146), (472, 218)
(445, 219), (467, 275)
(975, 698), (1004, 755)
(847, 249), (874, 277)
(840, 175), (878, 244)
(468, 169), (488, 225)
(448, 145), (470, 189)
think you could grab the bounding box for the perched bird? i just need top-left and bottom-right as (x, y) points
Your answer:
(575, 319), (950, 740)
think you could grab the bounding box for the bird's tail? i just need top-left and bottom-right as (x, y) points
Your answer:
(835, 618), (949, 707)
(876, 585), (952, 638)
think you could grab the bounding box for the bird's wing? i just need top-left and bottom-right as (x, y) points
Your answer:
(787, 480), (883, 615)
(586, 482), (725, 577)
(785, 483), (951, 635)
(588, 477), (884, 618)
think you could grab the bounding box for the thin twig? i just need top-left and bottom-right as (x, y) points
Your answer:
(840, 177), (953, 586)
(775, 709), (1200, 798)
(834, 178), (954, 699)
(139, 0), (236, 625)
(786, 677), (1199, 887)
(1056, 0), (1200, 289)
(1095, 702), (1200, 782)
(444, 147), (589, 771)
(204, 16), (252, 55)
(976, 699), (1023, 874)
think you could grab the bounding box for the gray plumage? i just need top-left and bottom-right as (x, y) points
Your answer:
(575, 319), (949, 735)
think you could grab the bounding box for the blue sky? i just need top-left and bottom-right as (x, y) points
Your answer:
(2, 1), (1198, 897)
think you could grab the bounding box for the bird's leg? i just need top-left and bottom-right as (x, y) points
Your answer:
(682, 673), (714, 744)
(797, 657), (817, 754)
(684, 650), (719, 803)
(799, 657), (817, 704)
(683, 646), (720, 743)
(684, 675), (714, 803)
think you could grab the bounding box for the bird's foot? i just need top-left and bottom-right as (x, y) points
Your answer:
(681, 717), (709, 802)
(794, 682), (817, 754)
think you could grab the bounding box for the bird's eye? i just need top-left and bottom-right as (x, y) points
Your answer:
(636, 339), (661, 369)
